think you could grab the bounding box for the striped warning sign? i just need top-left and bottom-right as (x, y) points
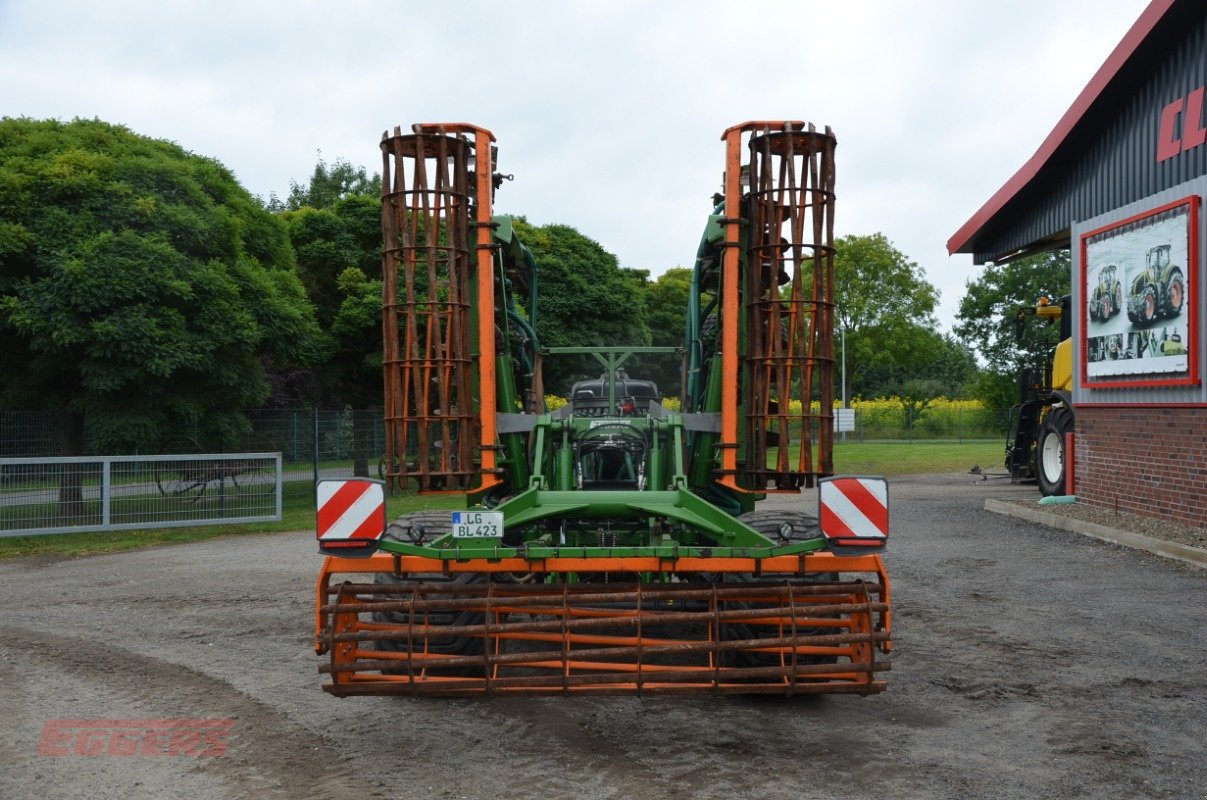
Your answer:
(316, 479), (385, 548)
(819, 476), (888, 544)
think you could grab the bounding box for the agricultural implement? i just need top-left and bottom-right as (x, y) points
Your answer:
(313, 121), (893, 697)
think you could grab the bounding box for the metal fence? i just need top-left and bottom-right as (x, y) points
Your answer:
(0, 408), (385, 463)
(1, 406), (1007, 456)
(0, 409), (383, 518)
(0, 453), (282, 537)
(0, 406), (1011, 531)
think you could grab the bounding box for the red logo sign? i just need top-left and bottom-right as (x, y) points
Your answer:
(1157, 86), (1207, 162)
(38, 718), (234, 757)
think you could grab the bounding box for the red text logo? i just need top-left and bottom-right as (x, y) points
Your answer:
(1157, 86), (1207, 162)
(37, 718), (234, 757)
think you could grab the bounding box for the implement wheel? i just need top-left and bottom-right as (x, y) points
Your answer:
(372, 511), (488, 678)
(721, 511), (838, 670)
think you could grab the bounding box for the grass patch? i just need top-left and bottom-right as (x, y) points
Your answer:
(833, 440), (1003, 476)
(0, 442), (1005, 559)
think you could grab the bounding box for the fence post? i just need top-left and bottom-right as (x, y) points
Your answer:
(353, 408), (370, 478)
(101, 459), (111, 527)
(274, 454), (283, 520)
(313, 408), (320, 494)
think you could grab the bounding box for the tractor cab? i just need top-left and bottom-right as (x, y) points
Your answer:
(1148, 244), (1171, 270)
(568, 370), (661, 418)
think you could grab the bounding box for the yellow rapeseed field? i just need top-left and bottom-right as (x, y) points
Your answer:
(542, 395), (1003, 439)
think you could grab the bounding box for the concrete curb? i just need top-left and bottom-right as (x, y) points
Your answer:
(985, 499), (1207, 570)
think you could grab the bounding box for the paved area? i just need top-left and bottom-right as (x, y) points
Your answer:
(0, 473), (1203, 800)
(986, 497), (1207, 569)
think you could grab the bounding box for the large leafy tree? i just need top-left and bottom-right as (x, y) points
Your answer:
(274, 159), (384, 477)
(279, 191), (381, 407)
(954, 251), (1071, 408)
(852, 326), (978, 400)
(631, 267), (691, 395)
(513, 218), (651, 392)
(0, 118), (322, 451)
(832, 233), (941, 394)
(270, 156), (378, 213)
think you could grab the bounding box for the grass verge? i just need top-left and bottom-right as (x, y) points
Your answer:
(0, 481), (452, 560)
(833, 439), (1002, 476)
(0, 440), (1005, 559)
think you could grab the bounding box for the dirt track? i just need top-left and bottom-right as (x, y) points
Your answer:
(1, 474), (1203, 800)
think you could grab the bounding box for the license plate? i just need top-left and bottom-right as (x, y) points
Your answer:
(451, 511), (504, 539)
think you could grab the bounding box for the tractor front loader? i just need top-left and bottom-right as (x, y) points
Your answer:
(313, 121), (893, 697)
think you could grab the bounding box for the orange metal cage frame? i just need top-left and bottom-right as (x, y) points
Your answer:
(316, 551), (892, 638)
(315, 552), (891, 697)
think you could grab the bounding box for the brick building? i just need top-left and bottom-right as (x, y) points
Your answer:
(949, 0), (1206, 527)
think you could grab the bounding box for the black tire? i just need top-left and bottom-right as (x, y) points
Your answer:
(1139, 285), (1159, 326)
(372, 510), (488, 677)
(736, 509), (820, 543)
(1163, 268), (1184, 318)
(721, 511), (837, 670)
(1036, 407), (1073, 497)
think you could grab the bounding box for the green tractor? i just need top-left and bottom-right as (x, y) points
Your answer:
(1088, 264), (1122, 322)
(1127, 244), (1185, 327)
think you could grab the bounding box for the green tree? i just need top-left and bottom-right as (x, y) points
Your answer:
(832, 233), (941, 394)
(853, 327), (978, 400)
(0, 118), (322, 452)
(631, 267), (691, 395)
(954, 251), (1071, 408)
(280, 193), (382, 406)
(274, 158), (384, 476)
(513, 218), (651, 392)
(271, 156), (378, 212)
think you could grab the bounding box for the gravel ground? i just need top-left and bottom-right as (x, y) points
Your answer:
(0, 473), (1203, 800)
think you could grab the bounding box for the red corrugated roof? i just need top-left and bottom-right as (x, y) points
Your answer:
(947, 0), (1178, 256)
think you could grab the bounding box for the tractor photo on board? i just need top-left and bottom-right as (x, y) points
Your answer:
(1126, 244), (1185, 327)
(1088, 263), (1122, 322)
(310, 121), (893, 698)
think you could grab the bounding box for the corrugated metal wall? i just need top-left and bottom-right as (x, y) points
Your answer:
(1073, 175), (1207, 404)
(973, 5), (1207, 263)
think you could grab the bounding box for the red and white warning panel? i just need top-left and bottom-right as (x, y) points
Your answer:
(316, 479), (386, 557)
(819, 476), (889, 548)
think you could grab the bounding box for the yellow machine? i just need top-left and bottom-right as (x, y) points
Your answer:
(1006, 295), (1074, 496)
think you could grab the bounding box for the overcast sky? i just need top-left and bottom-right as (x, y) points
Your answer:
(0, 0), (1153, 332)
